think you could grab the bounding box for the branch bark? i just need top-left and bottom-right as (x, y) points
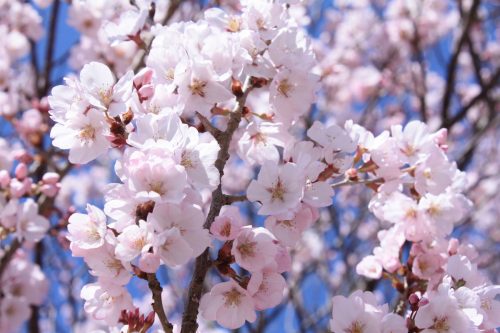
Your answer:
(0, 239), (21, 280)
(41, 0), (61, 96)
(147, 273), (174, 333)
(180, 81), (253, 333)
(440, 0), (481, 122)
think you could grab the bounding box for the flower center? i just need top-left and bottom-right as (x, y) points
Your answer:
(98, 88), (113, 106)
(149, 181), (165, 195)
(227, 17), (241, 32)
(181, 151), (194, 169)
(237, 241), (256, 258)
(277, 219), (294, 228)
(86, 227), (101, 242)
(79, 125), (96, 143)
(189, 79), (207, 97)
(269, 179), (286, 201)
(224, 288), (242, 306)
(277, 79), (293, 97)
(220, 220), (232, 237)
(347, 321), (364, 333)
(432, 317), (450, 332)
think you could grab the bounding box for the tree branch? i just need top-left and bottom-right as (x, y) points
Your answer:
(441, 68), (500, 129)
(147, 273), (174, 333)
(441, 0), (481, 122)
(41, 0), (61, 96)
(0, 239), (21, 280)
(180, 81), (253, 333)
(331, 177), (383, 189)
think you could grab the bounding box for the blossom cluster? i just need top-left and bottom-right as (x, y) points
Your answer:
(0, 0), (43, 117)
(2, 0), (492, 332)
(0, 251), (48, 332)
(48, 0), (323, 329)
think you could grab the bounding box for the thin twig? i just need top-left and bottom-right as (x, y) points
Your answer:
(180, 80), (253, 333)
(0, 239), (21, 280)
(223, 194), (247, 205)
(442, 68), (500, 129)
(441, 0), (481, 122)
(42, 0), (61, 96)
(331, 177), (383, 189)
(147, 273), (174, 333)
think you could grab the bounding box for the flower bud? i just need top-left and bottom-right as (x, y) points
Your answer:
(15, 163), (28, 180)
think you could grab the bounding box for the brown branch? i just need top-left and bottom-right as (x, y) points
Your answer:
(0, 239), (21, 280)
(223, 194), (247, 205)
(41, 0), (61, 96)
(147, 273), (174, 333)
(410, 22), (428, 122)
(331, 177), (383, 189)
(441, 68), (500, 129)
(441, 0), (481, 122)
(180, 81), (253, 333)
(457, 113), (500, 170)
(196, 111), (222, 138)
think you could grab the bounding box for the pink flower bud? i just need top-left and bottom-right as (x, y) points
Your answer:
(418, 298), (429, 307)
(41, 183), (60, 197)
(10, 178), (27, 197)
(434, 128), (448, 146)
(0, 170), (10, 187)
(408, 293), (420, 305)
(13, 150), (33, 164)
(448, 238), (459, 255)
(42, 172), (60, 184)
(15, 163), (28, 180)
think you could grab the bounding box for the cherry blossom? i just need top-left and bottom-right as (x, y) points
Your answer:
(199, 280), (257, 329)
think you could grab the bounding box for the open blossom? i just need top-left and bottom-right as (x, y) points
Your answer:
(148, 201), (210, 259)
(81, 236), (132, 286)
(391, 120), (433, 164)
(414, 147), (455, 195)
(270, 67), (317, 124)
(210, 205), (246, 241)
(0, 251), (49, 332)
(237, 121), (292, 166)
(15, 199), (50, 243)
(116, 145), (187, 203)
(115, 220), (154, 262)
(330, 290), (406, 333)
(67, 204), (107, 251)
(0, 297), (31, 332)
(128, 112), (221, 190)
(264, 203), (318, 247)
(175, 60), (234, 117)
(79, 61), (133, 117)
(50, 108), (110, 164)
(81, 281), (133, 326)
(199, 280), (256, 329)
(356, 255), (383, 280)
(232, 226), (278, 272)
(247, 270), (286, 310)
(103, 8), (148, 45)
(415, 279), (478, 333)
(247, 162), (304, 216)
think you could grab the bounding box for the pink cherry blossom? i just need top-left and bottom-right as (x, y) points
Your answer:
(199, 280), (257, 329)
(247, 162), (304, 216)
(232, 226), (278, 272)
(67, 204), (107, 250)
